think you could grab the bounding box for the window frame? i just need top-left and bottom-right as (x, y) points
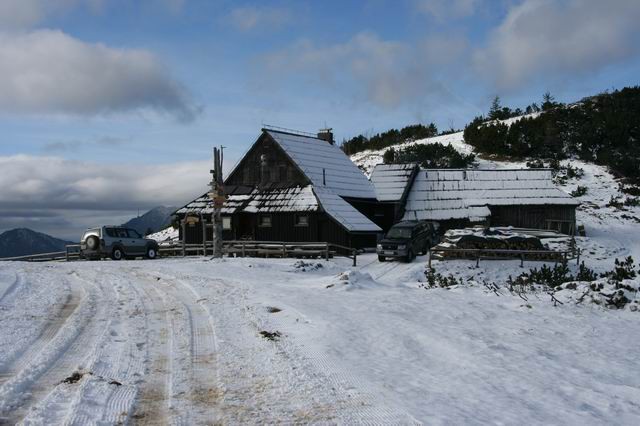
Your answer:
(222, 216), (232, 230)
(294, 214), (309, 227)
(258, 214), (272, 228)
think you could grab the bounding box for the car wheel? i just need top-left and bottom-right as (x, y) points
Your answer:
(86, 235), (99, 251)
(146, 247), (157, 259)
(405, 249), (414, 263)
(378, 255), (386, 262)
(111, 247), (124, 261)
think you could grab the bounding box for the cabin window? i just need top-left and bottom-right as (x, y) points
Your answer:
(258, 215), (272, 228)
(295, 214), (309, 227)
(279, 166), (287, 182)
(222, 216), (232, 230)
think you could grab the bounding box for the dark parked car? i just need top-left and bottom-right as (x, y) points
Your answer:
(80, 226), (159, 260)
(376, 220), (440, 262)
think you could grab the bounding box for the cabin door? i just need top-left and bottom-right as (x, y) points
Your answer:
(238, 213), (254, 240)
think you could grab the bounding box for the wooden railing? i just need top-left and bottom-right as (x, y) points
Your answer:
(159, 240), (359, 266)
(427, 247), (580, 269)
(0, 244), (82, 262)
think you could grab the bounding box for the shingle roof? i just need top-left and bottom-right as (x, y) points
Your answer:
(403, 169), (578, 222)
(369, 163), (418, 202)
(266, 130), (377, 200)
(176, 185), (381, 233)
(176, 186), (318, 215)
(314, 187), (382, 232)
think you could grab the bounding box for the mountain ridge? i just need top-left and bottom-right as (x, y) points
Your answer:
(0, 228), (73, 258)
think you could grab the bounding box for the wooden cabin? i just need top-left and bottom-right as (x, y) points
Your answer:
(370, 166), (579, 235)
(175, 128), (382, 248)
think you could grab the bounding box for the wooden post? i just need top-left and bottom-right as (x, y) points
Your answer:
(476, 251), (480, 268)
(181, 219), (186, 257)
(65, 246), (69, 262)
(282, 243), (286, 258)
(209, 146), (225, 259)
(242, 241), (245, 257)
(520, 253), (524, 268)
(428, 250), (432, 269)
(352, 249), (357, 267)
(576, 248), (580, 265)
(201, 213), (206, 256)
(325, 242), (329, 261)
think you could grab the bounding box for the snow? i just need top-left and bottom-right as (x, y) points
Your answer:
(147, 226), (178, 244)
(369, 163), (417, 202)
(313, 187), (382, 232)
(403, 168), (577, 222)
(1, 247), (640, 424)
(267, 130), (377, 199)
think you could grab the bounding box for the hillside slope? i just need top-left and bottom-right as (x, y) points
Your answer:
(122, 206), (176, 236)
(0, 228), (72, 258)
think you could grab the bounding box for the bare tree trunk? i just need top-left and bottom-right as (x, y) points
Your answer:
(210, 146), (225, 259)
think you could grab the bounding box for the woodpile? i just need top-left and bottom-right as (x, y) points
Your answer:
(432, 228), (563, 262)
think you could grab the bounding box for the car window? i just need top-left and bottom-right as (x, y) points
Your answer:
(116, 228), (128, 238)
(105, 228), (116, 237)
(127, 229), (142, 239)
(387, 227), (412, 239)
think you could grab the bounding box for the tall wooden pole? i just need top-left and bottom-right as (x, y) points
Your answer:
(210, 146), (225, 258)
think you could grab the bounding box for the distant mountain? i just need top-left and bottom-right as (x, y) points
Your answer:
(122, 206), (177, 236)
(0, 228), (73, 259)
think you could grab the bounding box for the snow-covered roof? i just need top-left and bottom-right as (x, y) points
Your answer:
(266, 130), (377, 200)
(403, 169), (579, 222)
(176, 185), (380, 233)
(177, 186), (318, 215)
(369, 163), (418, 202)
(314, 187), (381, 233)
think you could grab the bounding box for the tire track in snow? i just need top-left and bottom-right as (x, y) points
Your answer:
(0, 287), (81, 386)
(25, 268), (149, 425)
(0, 271), (105, 423)
(130, 276), (172, 425)
(0, 271), (22, 305)
(133, 269), (221, 424)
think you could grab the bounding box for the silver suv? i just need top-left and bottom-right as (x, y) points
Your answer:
(80, 226), (159, 260)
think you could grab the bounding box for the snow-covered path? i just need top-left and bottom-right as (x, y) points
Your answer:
(0, 260), (413, 425)
(1, 253), (639, 425)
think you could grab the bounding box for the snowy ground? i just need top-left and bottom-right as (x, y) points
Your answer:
(1, 248), (639, 425)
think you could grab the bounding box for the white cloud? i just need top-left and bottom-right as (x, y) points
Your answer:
(0, 30), (199, 121)
(415, 0), (480, 20)
(474, 0), (640, 89)
(0, 154), (215, 239)
(262, 32), (467, 108)
(228, 6), (291, 32)
(0, 0), (103, 30)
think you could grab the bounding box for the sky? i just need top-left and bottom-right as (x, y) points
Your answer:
(0, 0), (639, 240)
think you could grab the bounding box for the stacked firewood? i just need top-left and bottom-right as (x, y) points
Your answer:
(432, 228), (562, 261)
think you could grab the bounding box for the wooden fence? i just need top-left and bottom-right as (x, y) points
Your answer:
(0, 244), (82, 262)
(160, 240), (359, 266)
(427, 247), (581, 269)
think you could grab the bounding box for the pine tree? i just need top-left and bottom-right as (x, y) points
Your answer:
(489, 96), (502, 120)
(542, 91), (556, 111)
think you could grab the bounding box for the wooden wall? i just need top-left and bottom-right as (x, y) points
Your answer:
(226, 134), (309, 188)
(489, 204), (576, 234)
(178, 211), (378, 249)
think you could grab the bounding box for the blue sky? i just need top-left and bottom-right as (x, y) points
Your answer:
(1, 0), (639, 239)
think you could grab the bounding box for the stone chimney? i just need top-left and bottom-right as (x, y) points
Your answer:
(317, 128), (334, 145)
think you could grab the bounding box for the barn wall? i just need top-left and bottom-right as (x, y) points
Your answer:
(489, 205), (576, 234)
(226, 134), (309, 188)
